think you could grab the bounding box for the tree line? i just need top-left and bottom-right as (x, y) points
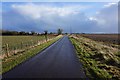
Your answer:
(2, 30), (39, 35)
(1, 29), (63, 36)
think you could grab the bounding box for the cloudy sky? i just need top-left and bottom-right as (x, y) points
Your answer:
(1, 2), (118, 33)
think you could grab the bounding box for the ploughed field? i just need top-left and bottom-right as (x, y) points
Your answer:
(70, 34), (120, 79)
(80, 34), (119, 45)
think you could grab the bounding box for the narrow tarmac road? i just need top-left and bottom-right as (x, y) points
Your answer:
(3, 36), (86, 78)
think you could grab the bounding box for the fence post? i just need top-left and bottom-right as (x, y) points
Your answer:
(21, 42), (23, 49)
(6, 44), (9, 57)
(14, 47), (16, 55)
(31, 40), (33, 46)
(31, 40), (33, 47)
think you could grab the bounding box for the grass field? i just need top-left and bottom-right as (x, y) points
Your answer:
(70, 34), (120, 79)
(2, 35), (56, 58)
(2, 35), (55, 49)
(2, 35), (62, 74)
(2, 35), (56, 46)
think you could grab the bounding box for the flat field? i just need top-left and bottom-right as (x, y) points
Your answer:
(2, 35), (55, 48)
(2, 35), (56, 56)
(79, 34), (119, 45)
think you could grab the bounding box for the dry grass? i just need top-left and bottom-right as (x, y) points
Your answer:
(70, 34), (120, 79)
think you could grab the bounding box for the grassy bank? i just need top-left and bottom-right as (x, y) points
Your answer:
(69, 35), (120, 79)
(2, 35), (62, 74)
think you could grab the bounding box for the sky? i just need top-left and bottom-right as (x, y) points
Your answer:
(1, 2), (119, 33)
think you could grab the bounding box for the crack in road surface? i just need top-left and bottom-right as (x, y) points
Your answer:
(3, 36), (86, 78)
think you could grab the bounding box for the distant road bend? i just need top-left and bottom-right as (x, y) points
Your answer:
(3, 36), (86, 78)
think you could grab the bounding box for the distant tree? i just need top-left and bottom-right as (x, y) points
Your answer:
(81, 33), (85, 34)
(11, 31), (18, 35)
(19, 31), (26, 35)
(31, 31), (36, 35)
(2, 30), (40, 35)
(2, 30), (19, 35)
(44, 30), (48, 41)
(25, 32), (30, 35)
(50, 32), (53, 34)
(57, 28), (63, 35)
(0, 30), (2, 35)
(36, 33), (40, 35)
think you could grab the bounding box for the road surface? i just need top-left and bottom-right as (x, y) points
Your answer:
(3, 36), (86, 78)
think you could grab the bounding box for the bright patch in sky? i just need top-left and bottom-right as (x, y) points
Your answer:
(2, 2), (118, 33)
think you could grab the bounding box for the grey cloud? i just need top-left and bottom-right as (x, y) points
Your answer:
(2, 3), (118, 33)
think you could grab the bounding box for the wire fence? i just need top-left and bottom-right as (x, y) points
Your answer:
(1, 35), (57, 59)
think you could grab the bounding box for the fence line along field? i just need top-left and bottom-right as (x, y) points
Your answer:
(2, 35), (56, 58)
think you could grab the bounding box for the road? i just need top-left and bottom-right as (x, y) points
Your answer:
(3, 36), (86, 78)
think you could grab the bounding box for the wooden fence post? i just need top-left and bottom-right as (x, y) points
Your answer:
(31, 40), (33, 46)
(6, 44), (9, 57)
(14, 47), (16, 55)
(21, 42), (23, 49)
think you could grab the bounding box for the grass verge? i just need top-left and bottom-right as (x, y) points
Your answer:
(2, 35), (62, 74)
(69, 36), (120, 79)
